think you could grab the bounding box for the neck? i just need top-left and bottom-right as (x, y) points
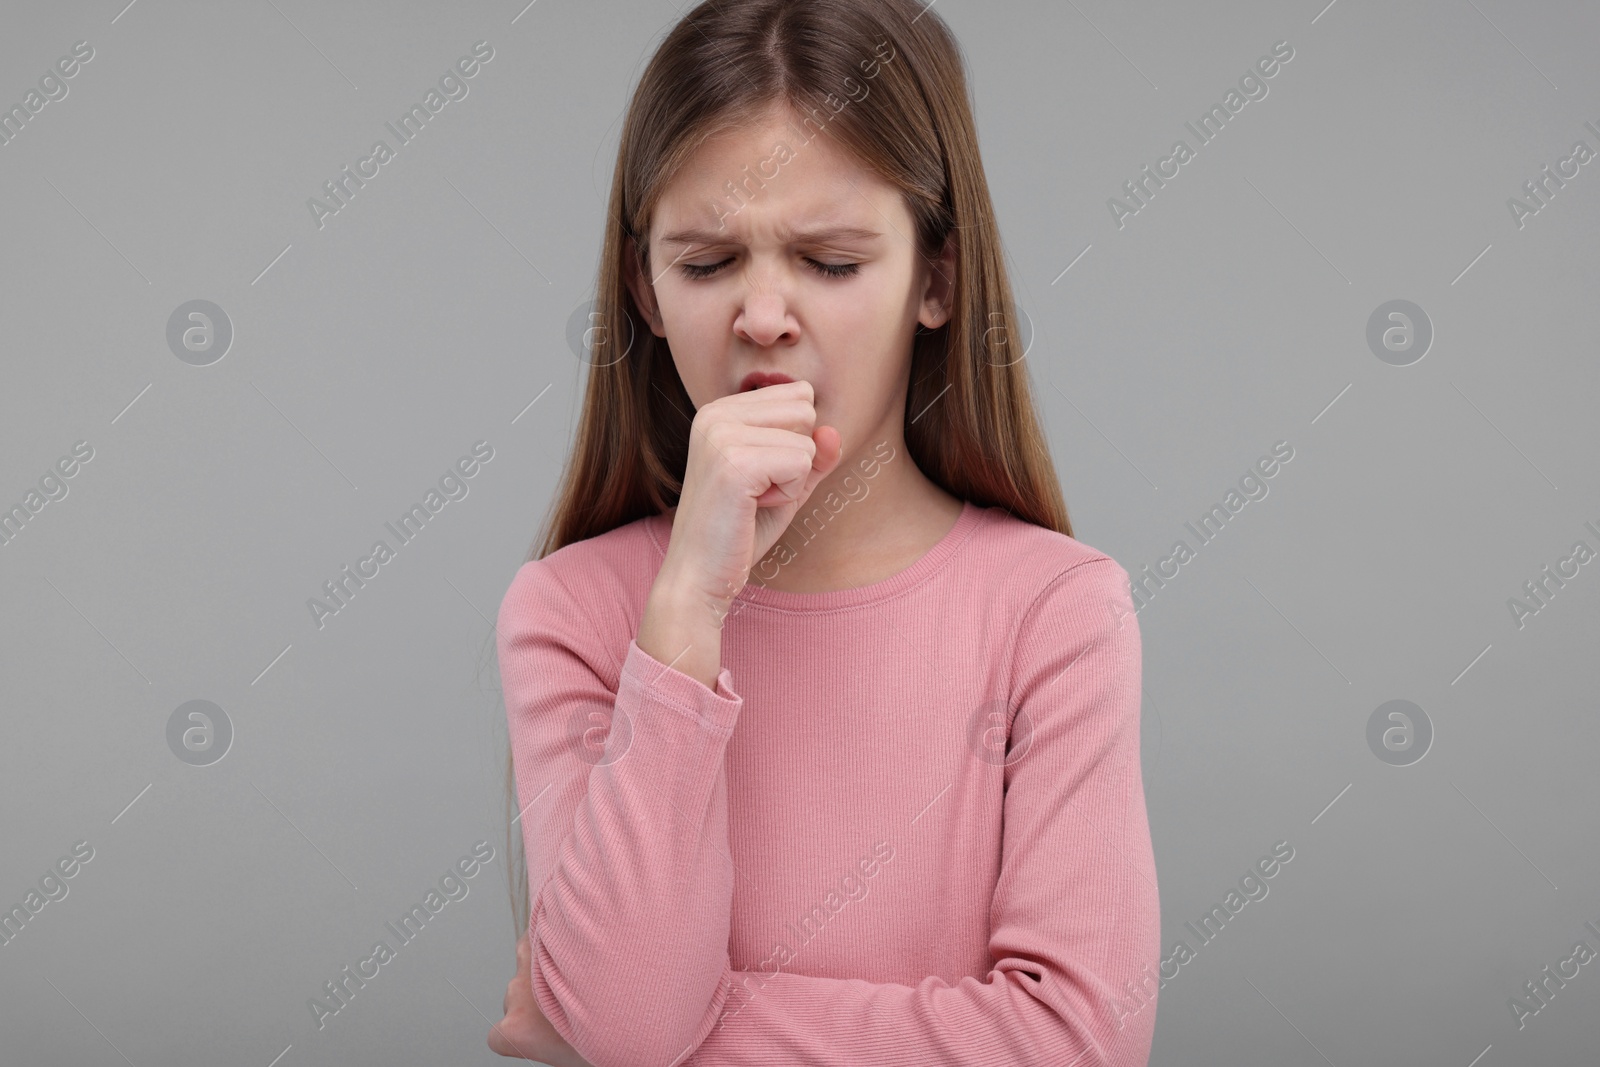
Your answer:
(748, 433), (960, 594)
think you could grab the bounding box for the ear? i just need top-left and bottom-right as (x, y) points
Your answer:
(916, 233), (957, 331)
(623, 234), (667, 338)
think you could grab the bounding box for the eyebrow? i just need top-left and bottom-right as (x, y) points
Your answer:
(658, 224), (884, 247)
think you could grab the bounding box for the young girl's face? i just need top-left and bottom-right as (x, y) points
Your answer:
(626, 101), (955, 459)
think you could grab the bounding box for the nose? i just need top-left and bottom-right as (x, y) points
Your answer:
(733, 289), (798, 348)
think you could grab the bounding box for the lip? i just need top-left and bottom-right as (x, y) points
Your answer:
(738, 371), (796, 392)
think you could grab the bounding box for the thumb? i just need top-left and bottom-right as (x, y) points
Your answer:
(813, 425), (842, 472)
(796, 425), (843, 499)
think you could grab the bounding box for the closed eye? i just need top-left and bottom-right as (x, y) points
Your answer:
(678, 258), (861, 281)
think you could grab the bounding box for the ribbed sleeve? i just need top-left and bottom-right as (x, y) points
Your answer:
(499, 558), (746, 1066)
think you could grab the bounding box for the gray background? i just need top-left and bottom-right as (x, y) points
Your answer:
(2, 0), (1597, 1064)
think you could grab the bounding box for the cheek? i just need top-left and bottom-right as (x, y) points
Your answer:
(659, 298), (726, 400)
(819, 309), (909, 414)
(827, 281), (900, 347)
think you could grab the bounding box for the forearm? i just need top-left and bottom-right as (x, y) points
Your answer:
(636, 567), (729, 691)
(525, 635), (742, 1066)
(680, 960), (1157, 1067)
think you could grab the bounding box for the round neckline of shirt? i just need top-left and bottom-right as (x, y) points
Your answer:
(645, 499), (984, 613)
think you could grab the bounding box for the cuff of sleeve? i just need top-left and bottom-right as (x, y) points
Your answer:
(620, 638), (742, 736)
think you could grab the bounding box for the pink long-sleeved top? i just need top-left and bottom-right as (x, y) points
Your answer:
(498, 499), (1160, 1066)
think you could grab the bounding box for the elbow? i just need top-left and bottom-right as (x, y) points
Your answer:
(531, 951), (717, 1067)
(559, 1009), (708, 1067)
(581, 1028), (703, 1067)
(527, 883), (730, 1065)
(1031, 992), (1150, 1067)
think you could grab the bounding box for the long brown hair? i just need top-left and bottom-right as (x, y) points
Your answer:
(502, 0), (1071, 939)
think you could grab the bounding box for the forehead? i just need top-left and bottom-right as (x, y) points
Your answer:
(651, 107), (905, 241)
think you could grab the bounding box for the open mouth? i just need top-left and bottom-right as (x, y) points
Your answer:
(739, 372), (796, 392)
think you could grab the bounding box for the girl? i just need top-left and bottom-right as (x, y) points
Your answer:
(490, 1), (1159, 1063)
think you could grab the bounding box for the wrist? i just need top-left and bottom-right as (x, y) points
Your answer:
(651, 560), (739, 629)
(640, 578), (726, 690)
